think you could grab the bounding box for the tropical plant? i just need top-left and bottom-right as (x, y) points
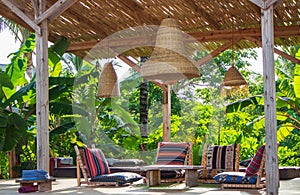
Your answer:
(224, 47), (300, 165)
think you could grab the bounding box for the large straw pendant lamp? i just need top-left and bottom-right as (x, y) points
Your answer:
(141, 18), (200, 84)
(97, 62), (120, 98)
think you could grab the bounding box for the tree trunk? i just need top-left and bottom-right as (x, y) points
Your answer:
(8, 148), (20, 178)
(139, 56), (149, 151)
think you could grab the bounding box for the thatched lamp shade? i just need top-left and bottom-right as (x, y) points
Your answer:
(221, 65), (249, 97)
(97, 62), (120, 98)
(222, 66), (247, 86)
(141, 18), (199, 84)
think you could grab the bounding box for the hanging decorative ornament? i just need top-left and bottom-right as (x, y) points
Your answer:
(141, 18), (200, 84)
(97, 62), (120, 98)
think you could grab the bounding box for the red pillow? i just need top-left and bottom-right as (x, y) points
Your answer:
(245, 145), (265, 176)
(83, 148), (110, 178)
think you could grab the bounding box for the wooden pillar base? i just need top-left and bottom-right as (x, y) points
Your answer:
(146, 170), (161, 187)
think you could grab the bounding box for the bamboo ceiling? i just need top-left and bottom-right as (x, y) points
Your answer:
(0, 0), (300, 59)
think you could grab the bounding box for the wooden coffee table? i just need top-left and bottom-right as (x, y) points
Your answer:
(142, 165), (203, 187)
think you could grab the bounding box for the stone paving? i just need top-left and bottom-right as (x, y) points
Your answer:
(1, 177), (300, 195)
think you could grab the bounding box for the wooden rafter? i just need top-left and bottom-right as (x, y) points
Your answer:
(250, 0), (284, 9)
(196, 38), (242, 67)
(35, 0), (79, 24)
(117, 55), (168, 91)
(67, 25), (300, 52)
(246, 36), (300, 64)
(117, 55), (141, 72)
(1, 0), (41, 34)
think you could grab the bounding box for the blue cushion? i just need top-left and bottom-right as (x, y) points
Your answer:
(214, 172), (257, 184)
(90, 172), (143, 185)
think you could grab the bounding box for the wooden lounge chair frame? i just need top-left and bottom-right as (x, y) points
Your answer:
(74, 145), (120, 187)
(156, 142), (193, 183)
(199, 143), (240, 183)
(221, 148), (266, 189)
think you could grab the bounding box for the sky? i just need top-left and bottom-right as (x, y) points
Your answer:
(0, 29), (21, 64)
(0, 29), (264, 74)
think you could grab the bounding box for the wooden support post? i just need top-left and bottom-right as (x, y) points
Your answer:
(249, 1), (282, 194)
(35, 0), (49, 172)
(185, 169), (199, 187)
(261, 6), (279, 195)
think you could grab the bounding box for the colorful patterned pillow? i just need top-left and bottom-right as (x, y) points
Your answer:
(83, 148), (110, 178)
(245, 145), (265, 176)
(90, 172), (143, 185)
(156, 142), (189, 165)
(214, 171), (258, 184)
(206, 144), (235, 170)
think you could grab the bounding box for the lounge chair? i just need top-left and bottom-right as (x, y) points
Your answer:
(74, 145), (143, 187)
(154, 142), (193, 183)
(198, 143), (240, 183)
(214, 145), (266, 189)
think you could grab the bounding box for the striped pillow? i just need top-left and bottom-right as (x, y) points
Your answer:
(156, 142), (189, 165)
(83, 148), (110, 178)
(206, 144), (235, 170)
(245, 145), (265, 176)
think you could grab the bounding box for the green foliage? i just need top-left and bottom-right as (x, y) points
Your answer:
(0, 151), (8, 179)
(223, 46), (300, 165)
(294, 64), (300, 98)
(0, 34), (81, 176)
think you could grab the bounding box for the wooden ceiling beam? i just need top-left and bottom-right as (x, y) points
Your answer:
(1, 0), (40, 34)
(0, 4), (32, 30)
(117, 55), (141, 72)
(246, 36), (300, 64)
(67, 25), (300, 52)
(250, 0), (283, 9)
(109, 47), (167, 90)
(35, 0), (79, 24)
(195, 38), (242, 67)
(117, 55), (167, 91)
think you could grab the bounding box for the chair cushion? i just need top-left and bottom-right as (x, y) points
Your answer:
(214, 171), (258, 184)
(83, 148), (110, 178)
(90, 172), (143, 185)
(198, 169), (225, 179)
(156, 142), (189, 165)
(206, 144), (236, 170)
(245, 145), (265, 176)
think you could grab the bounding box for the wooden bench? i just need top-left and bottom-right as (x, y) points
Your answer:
(16, 178), (56, 192)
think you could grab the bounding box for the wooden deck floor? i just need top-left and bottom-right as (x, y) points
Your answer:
(1, 177), (300, 194)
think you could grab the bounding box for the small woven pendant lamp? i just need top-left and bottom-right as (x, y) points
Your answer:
(141, 18), (200, 84)
(221, 65), (249, 97)
(221, 16), (248, 97)
(222, 65), (247, 87)
(97, 62), (120, 98)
